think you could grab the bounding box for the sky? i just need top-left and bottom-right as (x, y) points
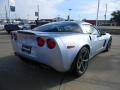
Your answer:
(0, 0), (120, 20)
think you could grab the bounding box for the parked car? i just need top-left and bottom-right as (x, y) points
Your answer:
(0, 24), (4, 30)
(4, 20), (31, 33)
(31, 21), (51, 29)
(11, 21), (112, 76)
(4, 24), (19, 33)
(18, 20), (31, 30)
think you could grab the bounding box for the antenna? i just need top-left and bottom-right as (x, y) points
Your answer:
(68, 9), (72, 21)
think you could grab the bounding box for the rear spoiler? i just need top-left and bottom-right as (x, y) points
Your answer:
(18, 31), (35, 35)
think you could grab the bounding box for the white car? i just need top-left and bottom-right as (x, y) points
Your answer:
(11, 21), (112, 76)
(18, 20), (31, 30)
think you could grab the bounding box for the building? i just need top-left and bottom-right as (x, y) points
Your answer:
(84, 19), (117, 26)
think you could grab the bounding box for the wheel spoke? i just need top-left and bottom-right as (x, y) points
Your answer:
(81, 62), (85, 71)
(82, 51), (88, 59)
(82, 59), (88, 62)
(76, 56), (83, 68)
(79, 53), (89, 72)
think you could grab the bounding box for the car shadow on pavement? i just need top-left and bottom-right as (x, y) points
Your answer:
(0, 55), (77, 90)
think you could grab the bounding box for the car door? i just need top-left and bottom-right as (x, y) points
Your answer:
(81, 24), (100, 56)
(90, 26), (106, 54)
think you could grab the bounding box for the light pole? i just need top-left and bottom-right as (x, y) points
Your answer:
(96, 0), (100, 26)
(7, 0), (10, 23)
(68, 9), (72, 21)
(36, 0), (40, 20)
(5, 5), (8, 21)
(37, 4), (39, 20)
(104, 4), (107, 21)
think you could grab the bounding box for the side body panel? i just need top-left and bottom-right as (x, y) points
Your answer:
(58, 34), (92, 70)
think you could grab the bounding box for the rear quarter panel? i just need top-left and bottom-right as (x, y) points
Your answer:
(56, 34), (91, 70)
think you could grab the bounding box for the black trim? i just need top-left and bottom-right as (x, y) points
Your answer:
(18, 31), (35, 35)
(103, 40), (106, 47)
(89, 36), (92, 40)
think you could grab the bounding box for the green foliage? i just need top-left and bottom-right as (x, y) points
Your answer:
(110, 10), (120, 25)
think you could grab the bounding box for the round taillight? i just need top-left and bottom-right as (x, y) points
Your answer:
(47, 39), (56, 49)
(37, 37), (45, 47)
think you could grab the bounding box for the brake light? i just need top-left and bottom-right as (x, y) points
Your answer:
(37, 37), (45, 47)
(47, 39), (56, 49)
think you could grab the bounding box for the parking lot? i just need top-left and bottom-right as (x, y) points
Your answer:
(0, 30), (120, 90)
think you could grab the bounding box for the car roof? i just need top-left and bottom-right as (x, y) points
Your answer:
(42, 21), (91, 26)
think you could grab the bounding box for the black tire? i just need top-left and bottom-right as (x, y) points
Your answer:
(104, 37), (112, 52)
(72, 47), (90, 77)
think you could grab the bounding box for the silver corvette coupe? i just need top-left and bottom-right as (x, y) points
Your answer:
(11, 21), (112, 76)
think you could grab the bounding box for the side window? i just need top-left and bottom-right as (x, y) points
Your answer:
(81, 24), (92, 34)
(91, 26), (100, 36)
(59, 23), (81, 32)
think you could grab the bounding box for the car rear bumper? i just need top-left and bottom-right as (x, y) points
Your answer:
(15, 51), (70, 72)
(12, 41), (71, 72)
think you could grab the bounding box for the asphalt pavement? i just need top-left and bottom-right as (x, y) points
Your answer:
(0, 30), (120, 90)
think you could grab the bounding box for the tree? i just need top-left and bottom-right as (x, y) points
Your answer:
(110, 10), (120, 25)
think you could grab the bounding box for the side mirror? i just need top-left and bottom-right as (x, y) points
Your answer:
(97, 28), (106, 35)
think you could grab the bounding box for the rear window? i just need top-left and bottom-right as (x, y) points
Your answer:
(32, 22), (82, 33)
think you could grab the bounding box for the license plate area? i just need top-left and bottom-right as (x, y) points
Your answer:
(21, 44), (32, 54)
